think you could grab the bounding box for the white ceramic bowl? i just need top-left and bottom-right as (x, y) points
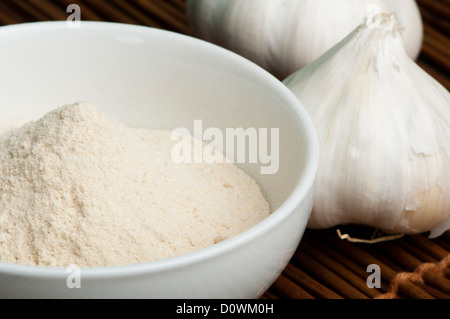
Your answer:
(0, 22), (319, 299)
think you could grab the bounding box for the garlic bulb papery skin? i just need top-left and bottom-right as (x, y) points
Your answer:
(284, 14), (450, 238)
(186, 0), (423, 80)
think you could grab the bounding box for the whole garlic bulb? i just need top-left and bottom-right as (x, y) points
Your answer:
(284, 13), (450, 238)
(186, 0), (423, 79)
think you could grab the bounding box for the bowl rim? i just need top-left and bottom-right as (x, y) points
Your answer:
(0, 21), (319, 278)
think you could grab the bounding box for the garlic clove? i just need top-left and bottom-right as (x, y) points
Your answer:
(429, 215), (450, 239)
(284, 13), (450, 237)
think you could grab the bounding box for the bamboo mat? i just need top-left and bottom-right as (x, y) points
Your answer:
(0, 0), (448, 300)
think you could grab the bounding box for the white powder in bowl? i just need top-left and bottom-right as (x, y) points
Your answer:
(0, 102), (270, 268)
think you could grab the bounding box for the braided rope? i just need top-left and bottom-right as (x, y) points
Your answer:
(376, 253), (450, 299)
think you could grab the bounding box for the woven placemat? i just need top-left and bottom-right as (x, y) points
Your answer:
(262, 228), (450, 299)
(0, 0), (448, 299)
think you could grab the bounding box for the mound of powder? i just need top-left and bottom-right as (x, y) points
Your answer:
(0, 102), (270, 268)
